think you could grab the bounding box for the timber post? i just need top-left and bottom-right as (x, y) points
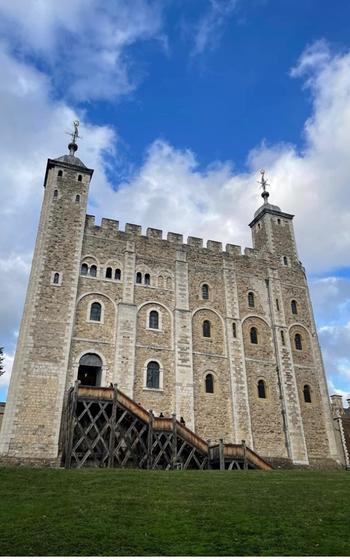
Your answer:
(64, 380), (79, 469)
(207, 439), (211, 469)
(219, 438), (225, 471)
(108, 384), (118, 468)
(242, 439), (247, 470)
(147, 409), (154, 470)
(172, 413), (177, 469)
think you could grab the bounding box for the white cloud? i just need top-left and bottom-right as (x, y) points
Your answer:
(0, 0), (164, 101)
(191, 0), (238, 56)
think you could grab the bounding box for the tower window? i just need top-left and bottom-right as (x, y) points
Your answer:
(205, 373), (214, 394)
(115, 268), (121, 281)
(283, 256), (288, 266)
(53, 189), (58, 199)
(276, 299), (280, 311)
(105, 267), (112, 279)
(232, 322), (237, 338)
(144, 273), (150, 286)
(281, 330), (285, 346)
(146, 361), (160, 389)
(53, 272), (60, 285)
(203, 320), (211, 338)
(250, 327), (258, 344)
(90, 302), (101, 322)
(248, 292), (255, 308)
(81, 263), (88, 275)
(258, 379), (266, 399)
(295, 333), (302, 350)
(149, 310), (159, 329)
(277, 218), (281, 225)
(89, 265), (97, 278)
(291, 300), (298, 315)
(202, 284), (209, 300)
(136, 272), (142, 284)
(78, 174), (82, 182)
(75, 194), (80, 203)
(303, 384), (312, 403)
(58, 170), (63, 177)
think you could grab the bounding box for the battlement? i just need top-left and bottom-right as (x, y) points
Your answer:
(85, 214), (264, 257)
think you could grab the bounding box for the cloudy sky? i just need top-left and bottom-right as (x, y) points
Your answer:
(0, 0), (350, 403)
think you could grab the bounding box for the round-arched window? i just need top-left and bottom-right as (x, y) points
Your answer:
(205, 373), (214, 393)
(146, 361), (160, 389)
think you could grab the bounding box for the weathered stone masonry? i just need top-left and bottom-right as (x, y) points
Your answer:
(0, 150), (340, 467)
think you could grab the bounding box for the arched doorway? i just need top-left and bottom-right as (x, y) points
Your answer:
(78, 353), (102, 386)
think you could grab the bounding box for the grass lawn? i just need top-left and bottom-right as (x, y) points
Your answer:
(0, 468), (349, 556)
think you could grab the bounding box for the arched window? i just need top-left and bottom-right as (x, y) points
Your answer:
(250, 327), (258, 344)
(115, 268), (121, 281)
(78, 174), (82, 182)
(149, 310), (159, 329)
(58, 170), (63, 177)
(283, 256), (288, 266)
(78, 353), (102, 387)
(90, 265), (97, 278)
(205, 373), (214, 394)
(258, 379), (266, 399)
(291, 300), (298, 315)
(202, 284), (209, 300)
(75, 194), (80, 203)
(203, 320), (211, 338)
(145, 273), (150, 286)
(248, 292), (255, 308)
(303, 384), (312, 403)
(136, 272), (142, 284)
(281, 330), (285, 346)
(53, 189), (58, 199)
(232, 322), (237, 338)
(295, 333), (302, 350)
(81, 263), (88, 275)
(90, 302), (101, 322)
(105, 267), (112, 279)
(53, 272), (60, 285)
(146, 361), (160, 389)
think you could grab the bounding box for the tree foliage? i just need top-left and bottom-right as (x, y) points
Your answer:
(0, 347), (4, 376)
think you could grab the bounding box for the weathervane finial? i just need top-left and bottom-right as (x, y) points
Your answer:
(258, 169), (270, 204)
(67, 120), (81, 156)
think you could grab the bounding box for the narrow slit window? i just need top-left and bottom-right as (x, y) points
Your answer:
(250, 327), (258, 344)
(248, 292), (255, 308)
(149, 310), (159, 329)
(144, 273), (150, 286)
(115, 268), (121, 281)
(75, 194), (80, 203)
(281, 330), (285, 345)
(232, 322), (237, 338)
(53, 272), (60, 284)
(89, 265), (97, 277)
(78, 174), (82, 182)
(90, 302), (101, 322)
(303, 384), (312, 403)
(205, 373), (214, 394)
(283, 256), (288, 266)
(146, 361), (160, 389)
(203, 320), (211, 338)
(276, 299), (280, 311)
(105, 267), (112, 279)
(295, 333), (302, 350)
(291, 300), (298, 315)
(258, 379), (266, 399)
(53, 189), (58, 199)
(202, 284), (209, 300)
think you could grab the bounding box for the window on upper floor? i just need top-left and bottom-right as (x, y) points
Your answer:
(250, 326), (258, 344)
(203, 320), (211, 338)
(115, 268), (121, 281)
(136, 272), (142, 284)
(202, 284), (209, 300)
(78, 174), (82, 182)
(146, 361), (160, 389)
(276, 299), (280, 311)
(75, 194), (80, 203)
(144, 273), (150, 286)
(149, 310), (159, 330)
(90, 302), (101, 322)
(291, 300), (298, 315)
(283, 256), (288, 266)
(53, 272), (60, 284)
(205, 373), (214, 394)
(303, 384), (312, 403)
(89, 265), (97, 278)
(58, 170), (63, 177)
(105, 267), (112, 279)
(281, 330), (285, 346)
(232, 322), (237, 338)
(81, 263), (88, 276)
(248, 292), (255, 308)
(53, 189), (58, 199)
(258, 379), (266, 399)
(295, 333), (302, 350)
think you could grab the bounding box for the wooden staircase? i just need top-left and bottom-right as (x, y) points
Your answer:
(61, 384), (272, 471)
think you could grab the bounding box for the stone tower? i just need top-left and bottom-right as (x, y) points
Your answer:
(0, 131), (93, 463)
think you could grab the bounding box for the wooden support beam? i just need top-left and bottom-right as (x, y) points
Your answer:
(147, 410), (154, 470)
(64, 380), (79, 469)
(108, 384), (118, 468)
(219, 438), (225, 471)
(242, 439), (248, 470)
(172, 413), (177, 469)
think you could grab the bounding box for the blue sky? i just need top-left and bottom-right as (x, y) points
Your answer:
(0, 0), (350, 403)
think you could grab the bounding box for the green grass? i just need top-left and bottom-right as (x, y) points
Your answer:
(0, 468), (349, 556)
